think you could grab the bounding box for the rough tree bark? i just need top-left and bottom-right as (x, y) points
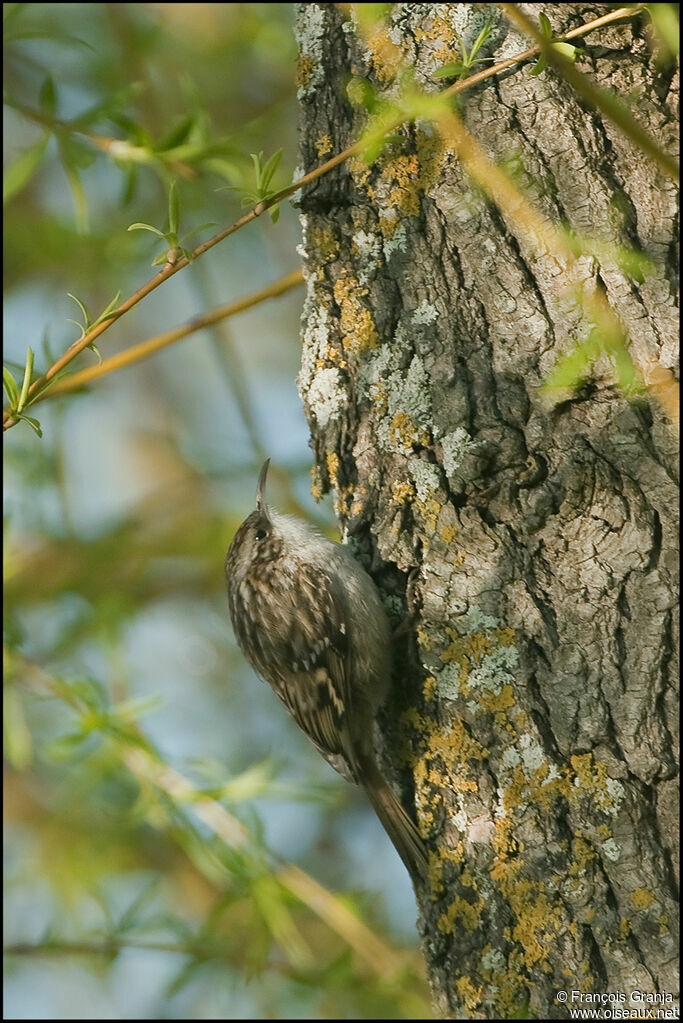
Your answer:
(294, 4), (678, 1018)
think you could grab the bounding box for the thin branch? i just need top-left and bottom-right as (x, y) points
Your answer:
(10, 658), (408, 979)
(1, 4), (651, 432)
(442, 6), (642, 95)
(123, 747), (406, 977)
(39, 268), (304, 401)
(498, 3), (679, 181)
(2, 938), (227, 961)
(434, 107), (679, 424)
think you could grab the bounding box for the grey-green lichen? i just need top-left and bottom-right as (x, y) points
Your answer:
(306, 367), (347, 428)
(601, 838), (622, 862)
(382, 222), (408, 260)
(442, 427), (476, 476)
(408, 458), (441, 503)
(361, 328), (433, 454)
(294, 3), (326, 99)
(298, 278), (331, 397)
(467, 645), (520, 699)
(351, 228), (383, 284)
(413, 299), (439, 325)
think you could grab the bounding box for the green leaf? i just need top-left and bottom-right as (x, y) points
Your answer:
(127, 222), (167, 238)
(3, 366), (20, 408)
(15, 413), (43, 438)
(346, 76), (377, 111)
(645, 2), (679, 61)
(4, 27), (93, 50)
(3, 685), (33, 770)
(465, 17), (494, 67)
(3, 132), (49, 204)
(45, 730), (91, 761)
(530, 54), (547, 76)
(156, 115), (195, 153)
(553, 41), (579, 62)
(67, 291), (90, 327)
(91, 291), (122, 329)
(59, 134), (97, 170)
(167, 180), (179, 236)
(538, 13), (553, 38)
(260, 149), (282, 193)
(39, 75), (57, 116)
(433, 63), (465, 80)
(16, 346), (34, 413)
(59, 145), (89, 232)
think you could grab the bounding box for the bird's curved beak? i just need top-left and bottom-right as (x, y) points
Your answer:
(256, 458), (271, 516)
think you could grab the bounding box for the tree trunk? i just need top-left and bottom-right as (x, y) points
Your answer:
(294, 3), (678, 1017)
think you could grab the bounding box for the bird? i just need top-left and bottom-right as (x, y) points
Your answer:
(224, 459), (427, 879)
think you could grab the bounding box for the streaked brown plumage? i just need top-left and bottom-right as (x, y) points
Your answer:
(225, 459), (427, 879)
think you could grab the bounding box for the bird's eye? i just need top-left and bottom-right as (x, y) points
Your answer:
(254, 528), (267, 541)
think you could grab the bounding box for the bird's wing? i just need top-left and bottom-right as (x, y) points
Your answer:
(243, 563), (359, 782)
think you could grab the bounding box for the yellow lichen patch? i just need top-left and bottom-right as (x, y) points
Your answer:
(378, 207), (400, 237)
(391, 478), (414, 505)
(365, 24), (404, 83)
(631, 888), (654, 910)
(313, 223), (340, 263)
(429, 716), (487, 770)
(295, 54), (315, 92)
(387, 411), (430, 452)
(416, 496), (441, 535)
(428, 842), (464, 895)
(441, 523), (457, 544)
(438, 893), (484, 934)
(332, 484), (354, 521)
(315, 133), (332, 158)
(326, 452), (340, 489)
(511, 891), (565, 971)
(367, 378), (388, 416)
(401, 708), (486, 885)
(348, 154), (372, 189)
(442, 627), (491, 665)
(325, 343), (347, 369)
(415, 128), (451, 194)
(448, 775), (478, 795)
(477, 684), (516, 714)
(497, 627), (516, 647)
(377, 131), (450, 217)
(455, 975), (484, 1012)
(309, 466), (324, 502)
(414, 9), (460, 65)
(620, 916), (630, 938)
(381, 153), (422, 215)
(422, 674), (437, 700)
(568, 836), (597, 876)
(569, 753), (623, 815)
(416, 625), (431, 649)
(333, 272), (378, 355)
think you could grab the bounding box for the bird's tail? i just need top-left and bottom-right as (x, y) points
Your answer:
(360, 757), (427, 881)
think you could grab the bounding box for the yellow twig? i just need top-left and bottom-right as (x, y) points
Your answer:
(498, 3), (679, 181)
(435, 108), (679, 425)
(42, 268), (304, 400)
(1, 4), (655, 431)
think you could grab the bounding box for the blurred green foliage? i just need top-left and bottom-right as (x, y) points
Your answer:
(3, 4), (430, 1019)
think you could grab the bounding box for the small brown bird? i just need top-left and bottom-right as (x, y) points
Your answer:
(225, 459), (427, 879)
